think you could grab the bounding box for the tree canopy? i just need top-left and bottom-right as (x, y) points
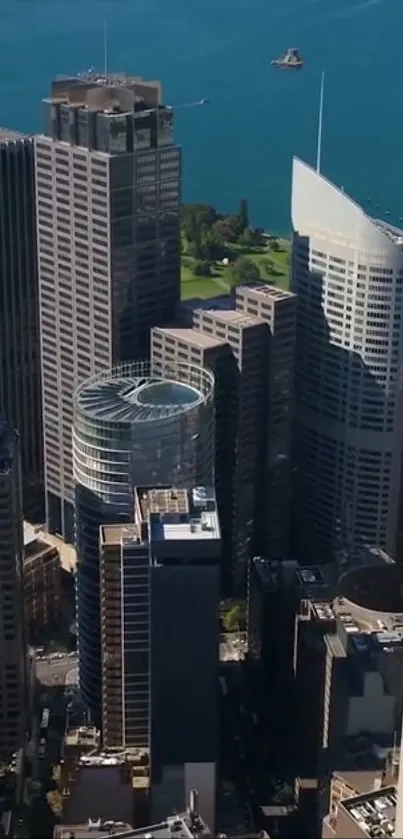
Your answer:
(231, 255), (261, 284)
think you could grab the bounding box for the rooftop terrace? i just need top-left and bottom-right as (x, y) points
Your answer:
(341, 786), (397, 837)
(143, 487), (220, 543)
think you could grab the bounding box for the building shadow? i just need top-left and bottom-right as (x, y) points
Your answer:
(290, 234), (393, 566)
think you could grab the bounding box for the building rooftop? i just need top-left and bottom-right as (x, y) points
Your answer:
(0, 419), (15, 475)
(74, 362), (213, 425)
(154, 327), (226, 350)
(236, 282), (295, 301)
(0, 127), (27, 142)
(64, 725), (100, 749)
(341, 785), (397, 837)
(47, 73), (162, 111)
(144, 486), (220, 543)
(374, 219), (403, 246)
(201, 309), (262, 329)
(54, 811), (211, 839)
(338, 563), (403, 616)
(101, 524), (144, 548)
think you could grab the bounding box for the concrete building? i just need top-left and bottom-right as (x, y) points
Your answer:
(73, 361), (214, 720)
(35, 72), (181, 541)
(0, 421), (26, 761)
(0, 129), (43, 521)
(54, 790), (212, 838)
(99, 486), (221, 833)
(234, 284), (295, 557)
(293, 561), (403, 834)
(23, 523), (61, 641)
(322, 785), (397, 838)
(59, 741), (150, 828)
(151, 326), (237, 591)
(152, 283), (296, 592)
(291, 156), (403, 566)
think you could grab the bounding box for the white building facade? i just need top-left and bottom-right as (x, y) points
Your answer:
(291, 157), (403, 565)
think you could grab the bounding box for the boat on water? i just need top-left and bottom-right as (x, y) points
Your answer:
(271, 48), (304, 70)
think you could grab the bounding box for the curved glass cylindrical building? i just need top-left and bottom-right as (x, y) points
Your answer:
(73, 360), (215, 717)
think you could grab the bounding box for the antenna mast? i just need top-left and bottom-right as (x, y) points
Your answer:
(103, 19), (108, 78)
(316, 71), (325, 174)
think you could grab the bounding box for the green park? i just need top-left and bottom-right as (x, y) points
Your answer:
(180, 200), (291, 301)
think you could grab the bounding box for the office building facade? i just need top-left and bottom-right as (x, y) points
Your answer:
(35, 73), (181, 540)
(0, 420), (26, 760)
(99, 486), (220, 832)
(0, 130), (43, 521)
(291, 157), (403, 566)
(152, 284), (296, 592)
(73, 361), (214, 717)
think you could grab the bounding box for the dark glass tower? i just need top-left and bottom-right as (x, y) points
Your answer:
(0, 130), (44, 520)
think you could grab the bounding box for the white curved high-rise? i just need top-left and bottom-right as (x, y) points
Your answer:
(291, 157), (403, 565)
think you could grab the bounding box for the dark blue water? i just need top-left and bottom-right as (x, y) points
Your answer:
(0, 0), (401, 233)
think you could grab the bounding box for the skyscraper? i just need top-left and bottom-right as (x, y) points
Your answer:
(73, 361), (214, 718)
(100, 485), (221, 832)
(0, 420), (26, 760)
(35, 73), (182, 540)
(291, 156), (403, 565)
(0, 129), (43, 521)
(152, 283), (296, 592)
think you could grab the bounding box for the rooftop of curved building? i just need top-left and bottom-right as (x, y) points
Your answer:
(74, 367), (211, 424)
(338, 563), (403, 616)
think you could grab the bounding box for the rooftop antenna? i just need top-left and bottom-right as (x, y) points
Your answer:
(316, 71), (325, 174)
(103, 19), (108, 78)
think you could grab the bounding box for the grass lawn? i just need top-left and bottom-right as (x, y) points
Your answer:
(180, 238), (291, 301)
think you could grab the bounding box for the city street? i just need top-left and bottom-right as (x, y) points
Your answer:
(36, 653), (78, 687)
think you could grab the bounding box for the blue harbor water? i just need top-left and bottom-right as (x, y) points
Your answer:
(0, 0), (401, 234)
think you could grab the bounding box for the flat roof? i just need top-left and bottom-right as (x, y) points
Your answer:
(201, 309), (262, 328)
(154, 326), (227, 350)
(236, 282), (296, 301)
(148, 486), (220, 543)
(341, 785), (396, 837)
(54, 812), (211, 839)
(0, 127), (27, 142)
(101, 524), (143, 547)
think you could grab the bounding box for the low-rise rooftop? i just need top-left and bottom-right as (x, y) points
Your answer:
(201, 309), (262, 329)
(341, 785), (397, 837)
(142, 486), (220, 543)
(0, 127), (27, 142)
(153, 326), (226, 350)
(236, 282), (295, 301)
(54, 811), (211, 839)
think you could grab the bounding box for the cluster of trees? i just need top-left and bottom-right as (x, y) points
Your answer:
(221, 602), (246, 632)
(181, 200), (273, 282)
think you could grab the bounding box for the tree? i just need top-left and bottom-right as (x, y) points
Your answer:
(223, 603), (245, 632)
(239, 227), (265, 248)
(181, 203), (217, 242)
(201, 228), (226, 260)
(238, 198), (249, 233)
(193, 260), (212, 277)
(269, 236), (280, 251)
(213, 216), (239, 243)
(231, 255), (261, 284)
(261, 257), (275, 276)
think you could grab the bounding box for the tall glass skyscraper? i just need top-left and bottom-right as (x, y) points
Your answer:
(0, 420), (26, 760)
(0, 130), (43, 520)
(291, 157), (403, 566)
